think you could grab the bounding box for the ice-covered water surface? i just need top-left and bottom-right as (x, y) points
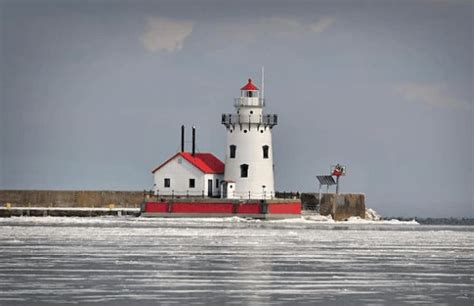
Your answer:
(0, 217), (472, 305)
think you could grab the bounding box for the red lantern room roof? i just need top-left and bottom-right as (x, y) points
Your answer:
(240, 78), (259, 91)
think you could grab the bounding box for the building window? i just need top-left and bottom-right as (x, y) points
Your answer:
(215, 179), (219, 188)
(189, 178), (195, 188)
(262, 145), (269, 159)
(230, 145), (236, 158)
(164, 178), (170, 188)
(240, 164), (249, 178)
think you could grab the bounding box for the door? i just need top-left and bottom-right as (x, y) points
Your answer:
(222, 182), (227, 198)
(207, 179), (213, 197)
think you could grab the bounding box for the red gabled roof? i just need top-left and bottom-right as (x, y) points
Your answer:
(241, 78), (259, 91)
(152, 152), (225, 174)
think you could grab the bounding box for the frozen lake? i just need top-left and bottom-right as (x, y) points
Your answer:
(0, 217), (472, 305)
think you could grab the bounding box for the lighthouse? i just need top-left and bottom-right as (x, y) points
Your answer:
(221, 78), (278, 199)
(144, 77), (302, 218)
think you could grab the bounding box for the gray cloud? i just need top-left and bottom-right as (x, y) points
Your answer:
(210, 16), (335, 44)
(308, 17), (335, 33)
(397, 83), (471, 109)
(140, 17), (194, 52)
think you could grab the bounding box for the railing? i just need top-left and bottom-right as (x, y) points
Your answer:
(275, 191), (301, 199)
(234, 98), (265, 108)
(152, 190), (213, 198)
(221, 114), (278, 128)
(226, 191), (275, 199)
(145, 189), (275, 200)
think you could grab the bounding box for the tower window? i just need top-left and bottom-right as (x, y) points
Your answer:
(247, 91), (253, 97)
(230, 145), (236, 158)
(240, 164), (249, 178)
(164, 178), (171, 188)
(189, 178), (195, 188)
(262, 145), (269, 159)
(215, 179), (219, 188)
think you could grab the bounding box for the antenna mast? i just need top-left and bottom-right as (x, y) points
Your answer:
(261, 66), (265, 100)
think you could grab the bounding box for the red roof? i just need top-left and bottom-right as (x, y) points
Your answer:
(152, 152), (224, 174)
(241, 78), (259, 91)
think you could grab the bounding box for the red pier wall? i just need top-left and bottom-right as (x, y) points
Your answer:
(144, 201), (301, 216)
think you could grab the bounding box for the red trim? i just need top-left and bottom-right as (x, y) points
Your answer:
(267, 202), (301, 214)
(240, 78), (259, 91)
(144, 201), (301, 215)
(144, 202), (168, 212)
(236, 203), (261, 214)
(173, 202), (233, 214)
(152, 152), (224, 174)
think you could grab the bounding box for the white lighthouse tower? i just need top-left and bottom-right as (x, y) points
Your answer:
(221, 78), (278, 199)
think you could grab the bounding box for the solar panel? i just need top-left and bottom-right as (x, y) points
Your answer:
(316, 175), (336, 185)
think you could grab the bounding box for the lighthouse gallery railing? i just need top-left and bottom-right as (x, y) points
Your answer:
(221, 114), (278, 128)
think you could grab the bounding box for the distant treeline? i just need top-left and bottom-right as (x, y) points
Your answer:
(386, 217), (474, 226)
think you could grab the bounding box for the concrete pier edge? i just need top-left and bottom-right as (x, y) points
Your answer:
(0, 190), (365, 220)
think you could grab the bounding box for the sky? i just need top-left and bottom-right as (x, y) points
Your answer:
(0, 0), (472, 217)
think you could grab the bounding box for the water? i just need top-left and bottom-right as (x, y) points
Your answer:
(0, 217), (472, 305)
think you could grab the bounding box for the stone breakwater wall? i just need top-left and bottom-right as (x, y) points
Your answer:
(0, 190), (365, 220)
(300, 193), (366, 221)
(0, 190), (144, 208)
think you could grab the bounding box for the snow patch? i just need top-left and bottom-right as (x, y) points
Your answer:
(365, 208), (381, 221)
(344, 216), (419, 225)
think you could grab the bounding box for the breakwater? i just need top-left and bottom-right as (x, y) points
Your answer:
(0, 190), (143, 208)
(0, 190), (365, 220)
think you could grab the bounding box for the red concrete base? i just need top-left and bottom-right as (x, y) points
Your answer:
(141, 200), (301, 219)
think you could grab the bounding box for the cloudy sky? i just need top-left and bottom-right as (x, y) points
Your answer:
(0, 0), (472, 217)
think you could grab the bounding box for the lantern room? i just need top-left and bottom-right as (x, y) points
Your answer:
(240, 78), (259, 98)
(235, 78), (265, 108)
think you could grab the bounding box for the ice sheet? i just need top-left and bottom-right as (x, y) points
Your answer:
(0, 217), (472, 305)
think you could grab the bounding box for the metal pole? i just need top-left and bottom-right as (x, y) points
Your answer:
(181, 125), (185, 152)
(318, 183), (322, 211)
(336, 176), (340, 194)
(192, 126), (196, 156)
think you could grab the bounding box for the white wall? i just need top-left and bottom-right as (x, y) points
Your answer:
(153, 156), (223, 197)
(224, 109), (275, 199)
(203, 173), (224, 197)
(222, 182), (237, 199)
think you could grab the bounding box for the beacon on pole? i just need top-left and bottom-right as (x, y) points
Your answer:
(221, 78), (277, 199)
(331, 164), (346, 194)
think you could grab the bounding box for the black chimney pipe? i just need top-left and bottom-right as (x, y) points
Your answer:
(192, 126), (196, 156)
(181, 125), (185, 152)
